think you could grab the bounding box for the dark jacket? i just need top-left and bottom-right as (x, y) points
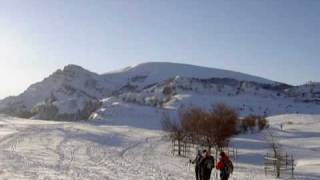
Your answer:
(192, 153), (202, 180)
(199, 155), (215, 180)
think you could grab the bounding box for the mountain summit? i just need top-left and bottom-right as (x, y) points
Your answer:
(103, 62), (275, 84)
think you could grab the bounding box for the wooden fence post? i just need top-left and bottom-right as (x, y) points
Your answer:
(291, 155), (294, 179)
(285, 152), (288, 169)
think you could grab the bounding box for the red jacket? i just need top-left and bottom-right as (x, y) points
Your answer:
(216, 156), (230, 170)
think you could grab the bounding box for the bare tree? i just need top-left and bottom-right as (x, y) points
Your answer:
(163, 103), (238, 156)
(161, 112), (185, 156)
(207, 104), (238, 149)
(257, 116), (268, 131)
(241, 115), (269, 133)
(242, 115), (257, 133)
(179, 107), (208, 144)
(266, 130), (282, 178)
(179, 104), (239, 151)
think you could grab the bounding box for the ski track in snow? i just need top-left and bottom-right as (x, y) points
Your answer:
(0, 115), (319, 179)
(0, 117), (189, 180)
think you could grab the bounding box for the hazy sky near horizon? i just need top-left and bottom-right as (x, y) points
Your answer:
(0, 0), (320, 99)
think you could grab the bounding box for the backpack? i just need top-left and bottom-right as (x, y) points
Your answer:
(207, 159), (214, 169)
(205, 156), (215, 169)
(223, 159), (234, 175)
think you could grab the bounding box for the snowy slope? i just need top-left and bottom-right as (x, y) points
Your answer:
(0, 62), (319, 123)
(287, 82), (320, 102)
(0, 114), (319, 179)
(267, 114), (320, 179)
(90, 76), (320, 129)
(102, 62), (275, 88)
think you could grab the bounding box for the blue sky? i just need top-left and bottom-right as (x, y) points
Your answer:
(0, 0), (319, 98)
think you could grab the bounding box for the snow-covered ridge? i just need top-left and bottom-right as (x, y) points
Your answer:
(103, 62), (276, 86)
(0, 62), (319, 123)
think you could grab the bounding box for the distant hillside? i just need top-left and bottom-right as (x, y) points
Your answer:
(0, 62), (319, 127)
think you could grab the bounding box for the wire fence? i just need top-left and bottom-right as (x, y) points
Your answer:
(264, 152), (295, 179)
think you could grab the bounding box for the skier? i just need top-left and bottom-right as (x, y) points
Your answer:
(199, 149), (215, 180)
(190, 149), (202, 180)
(280, 123), (284, 131)
(216, 151), (233, 180)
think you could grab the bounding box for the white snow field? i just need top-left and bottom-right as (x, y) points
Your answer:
(0, 114), (319, 180)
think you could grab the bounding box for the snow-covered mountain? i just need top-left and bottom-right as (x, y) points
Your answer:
(0, 65), (109, 120)
(0, 62), (319, 124)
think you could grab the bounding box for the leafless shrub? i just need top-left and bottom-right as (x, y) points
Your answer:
(161, 112), (185, 156)
(243, 115), (257, 133)
(240, 118), (249, 133)
(162, 103), (239, 155)
(206, 104), (238, 149)
(241, 115), (269, 133)
(179, 107), (208, 143)
(257, 116), (268, 131)
(286, 121), (293, 125)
